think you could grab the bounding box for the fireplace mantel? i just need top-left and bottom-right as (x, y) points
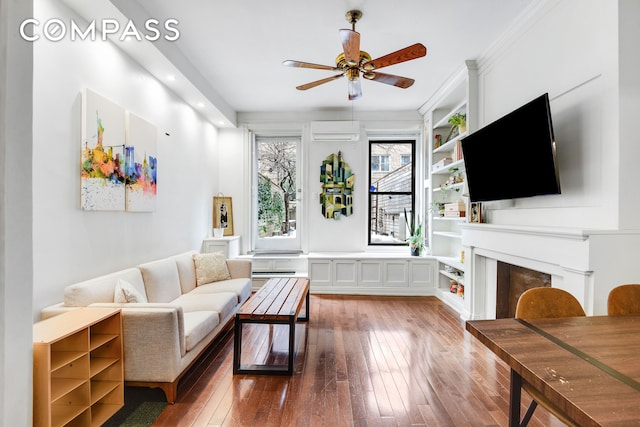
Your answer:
(460, 223), (640, 319)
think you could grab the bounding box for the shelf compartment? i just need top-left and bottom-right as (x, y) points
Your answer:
(92, 358), (122, 382)
(51, 380), (90, 407)
(51, 405), (90, 427)
(50, 351), (87, 372)
(51, 353), (90, 379)
(90, 379), (120, 404)
(439, 269), (465, 285)
(51, 378), (89, 403)
(433, 132), (469, 154)
(90, 357), (118, 378)
(90, 315), (120, 338)
(437, 256), (465, 271)
(91, 384), (124, 426)
(433, 100), (467, 129)
(50, 330), (89, 353)
(89, 334), (118, 352)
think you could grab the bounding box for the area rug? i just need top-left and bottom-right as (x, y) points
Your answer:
(103, 386), (167, 427)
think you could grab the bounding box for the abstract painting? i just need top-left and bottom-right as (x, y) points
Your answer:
(81, 89), (126, 210)
(125, 112), (157, 212)
(319, 151), (354, 220)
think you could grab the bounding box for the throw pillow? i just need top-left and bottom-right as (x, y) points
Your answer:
(114, 278), (148, 303)
(193, 252), (231, 286)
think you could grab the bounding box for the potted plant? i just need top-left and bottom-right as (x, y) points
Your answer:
(448, 112), (467, 134)
(404, 208), (424, 256)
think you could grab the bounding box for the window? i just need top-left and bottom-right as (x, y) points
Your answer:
(368, 140), (415, 246)
(371, 155), (390, 172)
(253, 135), (301, 251)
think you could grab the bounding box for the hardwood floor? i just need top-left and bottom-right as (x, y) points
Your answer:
(151, 295), (565, 426)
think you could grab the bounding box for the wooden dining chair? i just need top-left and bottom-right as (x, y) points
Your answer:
(514, 287), (585, 427)
(607, 284), (640, 316)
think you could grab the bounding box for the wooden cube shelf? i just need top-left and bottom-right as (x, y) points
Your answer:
(33, 308), (123, 427)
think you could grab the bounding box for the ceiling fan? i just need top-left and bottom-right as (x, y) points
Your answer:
(283, 10), (427, 101)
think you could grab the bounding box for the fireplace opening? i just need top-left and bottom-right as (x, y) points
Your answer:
(496, 261), (551, 318)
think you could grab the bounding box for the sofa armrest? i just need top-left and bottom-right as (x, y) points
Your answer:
(226, 259), (251, 279)
(41, 303), (81, 320)
(88, 303), (186, 382)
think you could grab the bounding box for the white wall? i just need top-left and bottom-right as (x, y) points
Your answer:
(221, 113), (423, 254)
(31, 0), (219, 317)
(306, 136), (368, 252)
(476, 0), (639, 230)
(1, 0), (34, 424)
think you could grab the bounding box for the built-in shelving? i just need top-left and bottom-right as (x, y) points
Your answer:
(420, 60), (477, 318)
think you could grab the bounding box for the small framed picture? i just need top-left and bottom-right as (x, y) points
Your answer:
(470, 202), (482, 223)
(213, 196), (234, 236)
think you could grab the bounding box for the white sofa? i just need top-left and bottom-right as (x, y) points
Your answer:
(41, 250), (252, 403)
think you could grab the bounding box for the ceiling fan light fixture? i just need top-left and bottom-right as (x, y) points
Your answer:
(348, 78), (362, 100)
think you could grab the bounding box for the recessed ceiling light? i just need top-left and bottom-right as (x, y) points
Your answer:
(197, 102), (205, 108)
(167, 75), (176, 81)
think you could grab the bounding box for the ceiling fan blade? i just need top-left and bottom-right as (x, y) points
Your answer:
(283, 60), (340, 71)
(362, 71), (415, 89)
(339, 29), (361, 66)
(362, 43), (427, 71)
(296, 74), (344, 91)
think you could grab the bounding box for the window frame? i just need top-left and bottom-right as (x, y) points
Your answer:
(371, 154), (390, 172)
(252, 134), (302, 252)
(367, 139), (416, 247)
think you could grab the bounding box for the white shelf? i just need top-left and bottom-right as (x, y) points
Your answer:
(433, 131), (469, 153)
(433, 182), (464, 193)
(436, 256), (465, 271)
(433, 100), (468, 129)
(432, 216), (467, 222)
(432, 159), (465, 174)
(433, 231), (462, 239)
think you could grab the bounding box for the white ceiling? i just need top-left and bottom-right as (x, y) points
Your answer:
(67, 0), (536, 126)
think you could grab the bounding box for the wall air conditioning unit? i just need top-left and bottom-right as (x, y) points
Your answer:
(310, 121), (361, 142)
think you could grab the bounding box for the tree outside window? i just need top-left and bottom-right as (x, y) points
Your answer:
(256, 138), (297, 238)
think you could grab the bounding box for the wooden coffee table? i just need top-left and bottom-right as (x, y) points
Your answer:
(233, 277), (310, 375)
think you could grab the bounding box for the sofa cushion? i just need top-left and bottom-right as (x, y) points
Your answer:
(172, 251), (198, 294)
(189, 278), (252, 304)
(193, 252), (231, 286)
(137, 258), (182, 303)
(114, 278), (148, 303)
(183, 311), (220, 352)
(64, 268), (145, 307)
(173, 292), (238, 321)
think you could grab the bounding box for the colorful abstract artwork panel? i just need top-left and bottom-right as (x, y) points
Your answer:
(81, 89), (126, 211)
(319, 151), (354, 220)
(125, 113), (157, 212)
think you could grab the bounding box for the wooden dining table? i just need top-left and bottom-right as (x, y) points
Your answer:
(466, 315), (640, 427)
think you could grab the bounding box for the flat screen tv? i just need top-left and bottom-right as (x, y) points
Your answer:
(461, 93), (560, 203)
